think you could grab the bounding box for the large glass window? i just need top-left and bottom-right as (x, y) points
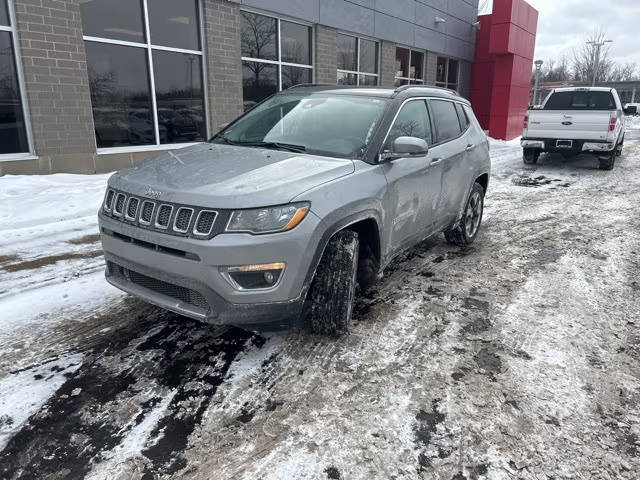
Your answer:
(394, 47), (424, 86)
(81, 0), (206, 149)
(436, 56), (459, 91)
(337, 34), (379, 86)
(241, 11), (312, 111)
(0, 0), (30, 155)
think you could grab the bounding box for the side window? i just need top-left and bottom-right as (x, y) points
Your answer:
(455, 103), (469, 130)
(430, 99), (462, 143)
(385, 100), (432, 150)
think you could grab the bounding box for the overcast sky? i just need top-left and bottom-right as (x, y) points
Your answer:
(480, 0), (640, 67)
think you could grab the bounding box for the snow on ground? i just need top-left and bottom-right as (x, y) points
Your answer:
(1, 130), (640, 479)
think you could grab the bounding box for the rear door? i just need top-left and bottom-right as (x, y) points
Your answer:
(528, 90), (615, 141)
(428, 98), (467, 228)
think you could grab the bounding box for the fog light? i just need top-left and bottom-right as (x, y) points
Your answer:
(222, 262), (285, 290)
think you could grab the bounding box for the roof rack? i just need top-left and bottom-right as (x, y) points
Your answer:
(394, 84), (459, 96)
(285, 83), (341, 90)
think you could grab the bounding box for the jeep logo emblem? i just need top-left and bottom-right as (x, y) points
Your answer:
(144, 187), (163, 199)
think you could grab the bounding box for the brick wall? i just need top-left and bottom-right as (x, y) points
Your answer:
(458, 60), (471, 98)
(315, 25), (336, 84)
(379, 41), (396, 87)
(8, 0), (96, 174)
(426, 51), (438, 85)
(203, 0), (242, 133)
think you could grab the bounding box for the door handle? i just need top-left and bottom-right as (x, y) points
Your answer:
(465, 144), (475, 152)
(430, 157), (443, 165)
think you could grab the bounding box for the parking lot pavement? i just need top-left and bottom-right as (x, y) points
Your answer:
(1, 131), (639, 479)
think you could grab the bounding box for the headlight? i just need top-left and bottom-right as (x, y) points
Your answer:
(225, 202), (310, 234)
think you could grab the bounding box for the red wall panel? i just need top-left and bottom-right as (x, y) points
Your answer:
(469, 0), (538, 140)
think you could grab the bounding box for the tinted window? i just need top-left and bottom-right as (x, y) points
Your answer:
(148, 0), (200, 50)
(217, 94), (388, 158)
(282, 65), (312, 90)
(79, 0), (145, 43)
(395, 47), (409, 78)
(337, 34), (357, 71)
(0, 0), (9, 26)
(411, 51), (424, 80)
(436, 57), (447, 83)
(337, 71), (357, 85)
(431, 100), (461, 143)
(242, 61), (277, 111)
(455, 103), (469, 130)
(241, 11), (277, 61)
(448, 59), (458, 84)
(386, 100), (432, 149)
(544, 91), (616, 110)
(86, 42), (154, 148)
(0, 32), (29, 154)
(359, 38), (378, 74)
(153, 50), (205, 144)
(281, 21), (311, 65)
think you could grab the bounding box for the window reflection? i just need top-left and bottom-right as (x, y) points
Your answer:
(395, 47), (409, 78)
(79, 0), (145, 43)
(282, 65), (312, 90)
(148, 0), (200, 50)
(0, 0), (9, 26)
(242, 61), (277, 111)
(241, 11), (277, 61)
(281, 21), (311, 65)
(337, 34), (357, 71)
(86, 42), (154, 148)
(153, 50), (205, 144)
(0, 32), (29, 154)
(359, 39), (378, 74)
(337, 71), (357, 85)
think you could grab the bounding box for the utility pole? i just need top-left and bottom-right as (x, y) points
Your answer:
(533, 59), (543, 106)
(587, 39), (613, 87)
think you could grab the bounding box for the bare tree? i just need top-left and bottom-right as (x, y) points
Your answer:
(572, 28), (614, 84)
(607, 62), (637, 82)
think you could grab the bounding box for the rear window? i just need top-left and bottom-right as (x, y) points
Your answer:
(544, 90), (616, 110)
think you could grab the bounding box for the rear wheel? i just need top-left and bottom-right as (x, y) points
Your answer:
(523, 148), (540, 165)
(616, 140), (623, 157)
(444, 183), (485, 246)
(302, 230), (359, 336)
(599, 151), (616, 170)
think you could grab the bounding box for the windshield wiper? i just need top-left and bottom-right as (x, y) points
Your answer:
(212, 134), (237, 145)
(235, 141), (307, 153)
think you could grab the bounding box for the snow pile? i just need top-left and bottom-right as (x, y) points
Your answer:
(626, 115), (640, 130)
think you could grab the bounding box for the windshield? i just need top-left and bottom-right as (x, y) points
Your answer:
(212, 93), (389, 158)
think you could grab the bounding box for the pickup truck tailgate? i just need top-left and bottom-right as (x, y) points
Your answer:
(527, 110), (613, 141)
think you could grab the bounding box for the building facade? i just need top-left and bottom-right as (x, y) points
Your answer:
(0, 0), (479, 175)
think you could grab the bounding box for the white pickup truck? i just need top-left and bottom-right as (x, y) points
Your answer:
(521, 87), (625, 170)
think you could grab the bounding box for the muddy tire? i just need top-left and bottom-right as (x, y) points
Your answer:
(523, 148), (539, 165)
(616, 140), (623, 157)
(599, 152), (616, 170)
(303, 230), (359, 336)
(444, 183), (485, 246)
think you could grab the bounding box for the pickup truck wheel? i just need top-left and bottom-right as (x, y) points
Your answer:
(616, 142), (623, 157)
(303, 230), (359, 336)
(523, 148), (540, 165)
(444, 183), (485, 246)
(599, 152), (616, 170)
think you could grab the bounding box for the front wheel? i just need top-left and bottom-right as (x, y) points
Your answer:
(444, 183), (485, 246)
(302, 230), (359, 336)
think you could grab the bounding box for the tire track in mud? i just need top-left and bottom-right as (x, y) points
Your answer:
(0, 308), (265, 480)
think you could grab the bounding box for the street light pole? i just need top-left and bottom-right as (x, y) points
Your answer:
(587, 39), (613, 87)
(533, 60), (543, 106)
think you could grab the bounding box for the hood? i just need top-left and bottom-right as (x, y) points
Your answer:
(109, 143), (355, 209)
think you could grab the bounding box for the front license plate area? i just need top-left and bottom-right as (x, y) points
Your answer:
(556, 139), (573, 148)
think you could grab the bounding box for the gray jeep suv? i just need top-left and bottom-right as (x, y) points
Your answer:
(98, 85), (490, 335)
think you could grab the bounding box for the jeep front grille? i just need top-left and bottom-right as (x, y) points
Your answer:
(101, 188), (222, 239)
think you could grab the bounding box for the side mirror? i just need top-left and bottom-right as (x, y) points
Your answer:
(624, 106), (637, 116)
(380, 136), (429, 161)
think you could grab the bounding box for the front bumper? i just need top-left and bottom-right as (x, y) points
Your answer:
(98, 212), (323, 326)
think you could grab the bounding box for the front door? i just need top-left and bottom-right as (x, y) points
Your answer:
(380, 99), (443, 258)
